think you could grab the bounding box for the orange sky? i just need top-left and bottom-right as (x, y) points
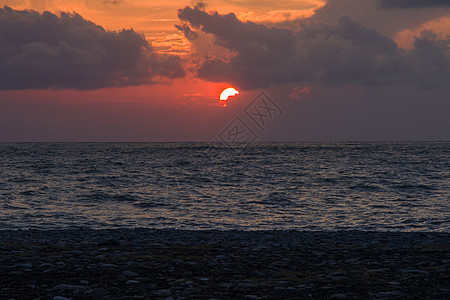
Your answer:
(0, 0), (326, 54)
(0, 0), (449, 141)
(2, 0), (448, 64)
(2, 0), (449, 56)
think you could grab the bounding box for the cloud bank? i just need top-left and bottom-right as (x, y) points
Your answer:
(0, 6), (184, 90)
(177, 5), (450, 90)
(378, 0), (450, 9)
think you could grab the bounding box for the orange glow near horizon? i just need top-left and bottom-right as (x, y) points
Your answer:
(0, 79), (236, 108)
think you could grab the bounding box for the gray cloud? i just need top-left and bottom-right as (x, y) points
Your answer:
(0, 6), (184, 90)
(177, 5), (298, 88)
(378, 0), (450, 9)
(177, 5), (450, 90)
(406, 31), (450, 89)
(312, 0), (450, 37)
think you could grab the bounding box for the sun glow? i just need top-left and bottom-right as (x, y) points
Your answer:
(220, 87), (239, 101)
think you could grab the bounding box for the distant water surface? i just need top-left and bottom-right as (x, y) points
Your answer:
(0, 142), (449, 231)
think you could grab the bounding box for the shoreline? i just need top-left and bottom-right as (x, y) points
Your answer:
(1, 229), (449, 299)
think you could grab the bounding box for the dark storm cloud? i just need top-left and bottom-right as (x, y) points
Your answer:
(0, 6), (184, 90)
(311, 0), (450, 37)
(177, 5), (298, 88)
(406, 31), (450, 89)
(378, 0), (450, 9)
(177, 5), (450, 90)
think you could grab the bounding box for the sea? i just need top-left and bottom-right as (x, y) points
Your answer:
(0, 142), (448, 231)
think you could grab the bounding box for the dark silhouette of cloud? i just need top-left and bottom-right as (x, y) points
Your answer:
(177, 5), (450, 90)
(312, 0), (450, 38)
(406, 31), (450, 89)
(175, 24), (198, 40)
(0, 6), (184, 90)
(379, 0), (450, 9)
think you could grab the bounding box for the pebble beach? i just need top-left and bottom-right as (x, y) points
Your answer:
(1, 229), (449, 299)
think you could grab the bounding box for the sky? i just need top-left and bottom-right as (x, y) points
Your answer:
(0, 0), (449, 142)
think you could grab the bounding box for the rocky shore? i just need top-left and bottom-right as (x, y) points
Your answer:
(1, 229), (449, 299)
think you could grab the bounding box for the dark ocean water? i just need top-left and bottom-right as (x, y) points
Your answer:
(0, 142), (449, 231)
